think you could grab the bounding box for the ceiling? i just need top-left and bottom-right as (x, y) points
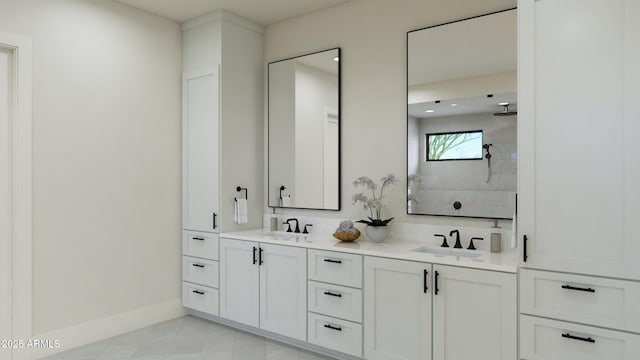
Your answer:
(113, 0), (354, 25)
(408, 92), (517, 119)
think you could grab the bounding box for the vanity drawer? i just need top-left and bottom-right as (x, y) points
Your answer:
(182, 231), (219, 260)
(308, 281), (362, 323)
(520, 315), (640, 360)
(182, 282), (219, 316)
(308, 312), (362, 357)
(521, 269), (640, 333)
(308, 250), (362, 288)
(182, 256), (219, 288)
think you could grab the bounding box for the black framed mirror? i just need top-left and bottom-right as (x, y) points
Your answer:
(268, 48), (341, 210)
(407, 9), (517, 219)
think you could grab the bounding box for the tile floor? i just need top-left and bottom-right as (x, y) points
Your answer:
(42, 316), (334, 360)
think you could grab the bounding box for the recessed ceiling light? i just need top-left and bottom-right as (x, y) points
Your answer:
(450, 103), (458, 107)
(425, 109), (435, 113)
(498, 102), (509, 106)
(333, 57), (339, 62)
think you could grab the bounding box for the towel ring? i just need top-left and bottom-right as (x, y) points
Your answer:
(235, 186), (248, 201)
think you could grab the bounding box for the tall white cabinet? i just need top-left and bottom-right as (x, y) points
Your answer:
(518, 0), (640, 358)
(181, 11), (264, 317)
(181, 10), (264, 235)
(517, 0), (640, 280)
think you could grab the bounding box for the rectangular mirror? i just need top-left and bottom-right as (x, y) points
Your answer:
(268, 48), (341, 210)
(407, 9), (517, 219)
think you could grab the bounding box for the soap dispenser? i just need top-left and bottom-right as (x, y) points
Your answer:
(490, 219), (502, 253)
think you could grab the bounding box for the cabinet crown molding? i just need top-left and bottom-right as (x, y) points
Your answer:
(181, 9), (264, 34)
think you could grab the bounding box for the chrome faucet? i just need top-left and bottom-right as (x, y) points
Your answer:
(284, 218), (301, 233)
(450, 229), (462, 249)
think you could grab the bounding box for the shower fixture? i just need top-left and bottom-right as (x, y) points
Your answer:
(483, 143), (493, 183)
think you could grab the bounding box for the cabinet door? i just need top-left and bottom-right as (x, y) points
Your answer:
(219, 238), (259, 327)
(182, 69), (220, 233)
(432, 265), (516, 360)
(259, 243), (307, 341)
(518, 0), (640, 279)
(364, 257), (431, 360)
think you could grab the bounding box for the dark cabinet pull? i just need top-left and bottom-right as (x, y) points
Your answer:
(192, 237), (205, 241)
(523, 235), (528, 262)
(562, 285), (596, 293)
(323, 291), (342, 298)
(562, 333), (595, 343)
(324, 324), (342, 332)
(434, 271), (440, 295)
(423, 269), (429, 293)
(259, 247), (264, 265)
(192, 290), (205, 295)
(323, 258), (342, 264)
(192, 263), (205, 268)
(213, 213), (217, 229)
(253, 247), (257, 265)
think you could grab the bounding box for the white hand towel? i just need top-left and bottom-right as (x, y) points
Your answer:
(510, 210), (517, 248)
(281, 195), (291, 207)
(235, 199), (248, 224)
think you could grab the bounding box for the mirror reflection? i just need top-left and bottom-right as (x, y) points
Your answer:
(268, 48), (340, 210)
(407, 9), (517, 219)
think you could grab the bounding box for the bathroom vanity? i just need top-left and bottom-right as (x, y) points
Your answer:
(183, 226), (517, 360)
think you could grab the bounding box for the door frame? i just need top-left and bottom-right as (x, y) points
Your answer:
(0, 30), (32, 360)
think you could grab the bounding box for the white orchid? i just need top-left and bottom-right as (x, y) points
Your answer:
(352, 174), (397, 226)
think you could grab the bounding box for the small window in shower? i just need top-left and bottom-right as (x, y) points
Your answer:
(426, 130), (483, 161)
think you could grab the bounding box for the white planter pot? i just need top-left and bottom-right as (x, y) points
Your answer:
(365, 225), (390, 243)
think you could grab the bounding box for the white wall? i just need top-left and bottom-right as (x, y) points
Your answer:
(0, 0), (182, 337)
(265, 0), (516, 227)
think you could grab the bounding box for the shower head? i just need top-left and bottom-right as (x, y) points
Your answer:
(494, 103), (517, 116)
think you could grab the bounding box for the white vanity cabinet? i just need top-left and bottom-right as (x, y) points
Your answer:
(219, 237), (307, 341)
(517, 0), (640, 279)
(364, 257), (432, 360)
(307, 250), (363, 357)
(182, 231), (220, 315)
(181, 11), (263, 234)
(518, 0), (640, 356)
(432, 265), (517, 360)
(364, 256), (517, 360)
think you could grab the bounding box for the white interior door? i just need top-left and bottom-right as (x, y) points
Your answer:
(0, 47), (13, 359)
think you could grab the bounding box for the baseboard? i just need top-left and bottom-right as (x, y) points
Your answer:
(32, 299), (187, 359)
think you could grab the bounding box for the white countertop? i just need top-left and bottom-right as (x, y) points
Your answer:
(220, 229), (518, 273)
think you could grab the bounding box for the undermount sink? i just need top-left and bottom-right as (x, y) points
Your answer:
(268, 231), (306, 241)
(412, 246), (483, 259)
